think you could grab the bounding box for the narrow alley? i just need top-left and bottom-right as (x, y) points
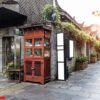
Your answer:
(0, 62), (100, 100)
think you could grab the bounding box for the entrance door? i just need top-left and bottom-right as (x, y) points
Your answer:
(24, 37), (33, 81)
(24, 37), (43, 82)
(24, 60), (43, 82)
(2, 37), (14, 72)
(24, 60), (33, 81)
(32, 60), (43, 82)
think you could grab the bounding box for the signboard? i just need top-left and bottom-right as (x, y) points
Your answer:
(57, 33), (65, 80)
(58, 63), (64, 80)
(58, 50), (64, 62)
(57, 33), (64, 45)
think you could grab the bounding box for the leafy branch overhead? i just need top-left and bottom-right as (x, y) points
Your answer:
(59, 22), (98, 48)
(42, 4), (100, 49)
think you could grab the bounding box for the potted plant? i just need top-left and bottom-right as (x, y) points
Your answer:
(90, 53), (97, 63)
(75, 55), (88, 70)
(97, 53), (100, 61)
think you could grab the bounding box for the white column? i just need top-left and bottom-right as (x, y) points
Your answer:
(57, 33), (65, 80)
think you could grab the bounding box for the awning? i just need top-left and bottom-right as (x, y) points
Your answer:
(0, 7), (27, 28)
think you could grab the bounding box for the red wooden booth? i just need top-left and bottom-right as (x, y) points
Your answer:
(23, 25), (51, 84)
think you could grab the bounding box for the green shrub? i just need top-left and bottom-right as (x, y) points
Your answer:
(42, 4), (60, 22)
(76, 55), (88, 62)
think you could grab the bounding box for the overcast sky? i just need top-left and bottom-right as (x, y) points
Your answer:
(57, 0), (100, 26)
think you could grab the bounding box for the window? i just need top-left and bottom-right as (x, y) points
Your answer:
(26, 48), (32, 56)
(69, 40), (74, 58)
(25, 39), (32, 46)
(34, 49), (42, 56)
(44, 49), (50, 57)
(34, 38), (42, 46)
(44, 38), (50, 46)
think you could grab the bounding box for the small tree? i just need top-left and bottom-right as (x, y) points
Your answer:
(42, 4), (60, 23)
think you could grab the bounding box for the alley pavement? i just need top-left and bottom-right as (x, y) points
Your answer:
(1, 61), (100, 100)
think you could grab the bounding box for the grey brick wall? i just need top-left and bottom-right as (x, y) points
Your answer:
(19, 0), (53, 24)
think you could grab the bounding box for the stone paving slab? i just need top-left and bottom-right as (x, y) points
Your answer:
(0, 74), (16, 89)
(0, 61), (100, 100)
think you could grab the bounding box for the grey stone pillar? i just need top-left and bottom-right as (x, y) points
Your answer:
(0, 38), (2, 72)
(51, 25), (57, 80)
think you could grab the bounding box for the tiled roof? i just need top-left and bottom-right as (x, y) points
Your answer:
(19, 0), (53, 24)
(55, 0), (81, 29)
(19, 0), (80, 29)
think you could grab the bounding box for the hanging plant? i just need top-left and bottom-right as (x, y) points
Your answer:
(42, 4), (60, 23)
(60, 22), (79, 39)
(95, 40), (100, 53)
(76, 31), (87, 42)
(42, 4), (98, 53)
(60, 22), (88, 49)
(87, 36), (97, 47)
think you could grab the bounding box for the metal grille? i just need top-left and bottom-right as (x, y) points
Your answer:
(25, 61), (32, 75)
(34, 61), (41, 76)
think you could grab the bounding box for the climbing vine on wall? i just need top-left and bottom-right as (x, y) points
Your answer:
(42, 4), (99, 52)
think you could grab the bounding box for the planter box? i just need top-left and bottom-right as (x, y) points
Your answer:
(75, 61), (88, 71)
(90, 56), (97, 63)
(97, 55), (100, 61)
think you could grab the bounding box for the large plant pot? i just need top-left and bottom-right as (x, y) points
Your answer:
(97, 55), (100, 61)
(75, 61), (88, 71)
(90, 56), (97, 63)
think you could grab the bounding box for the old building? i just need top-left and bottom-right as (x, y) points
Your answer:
(0, 0), (27, 73)
(0, 0), (87, 83)
(18, 0), (84, 81)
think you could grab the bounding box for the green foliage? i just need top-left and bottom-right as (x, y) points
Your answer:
(3, 60), (21, 78)
(60, 22), (89, 49)
(3, 62), (14, 78)
(42, 4), (99, 51)
(94, 40), (100, 53)
(59, 22), (100, 50)
(87, 36), (97, 47)
(60, 22), (87, 41)
(42, 4), (60, 22)
(76, 55), (88, 62)
(61, 22), (80, 40)
(90, 53), (97, 57)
